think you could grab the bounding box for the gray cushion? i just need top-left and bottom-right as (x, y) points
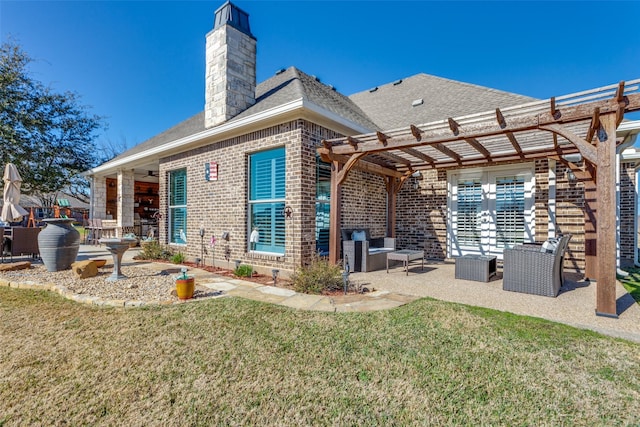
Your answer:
(351, 230), (367, 241)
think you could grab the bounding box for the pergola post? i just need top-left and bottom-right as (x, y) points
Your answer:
(595, 113), (618, 317)
(328, 161), (342, 265)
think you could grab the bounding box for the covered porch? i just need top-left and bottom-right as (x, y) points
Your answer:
(320, 80), (640, 317)
(87, 163), (160, 240)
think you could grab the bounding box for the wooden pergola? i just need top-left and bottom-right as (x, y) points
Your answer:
(319, 80), (640, 318)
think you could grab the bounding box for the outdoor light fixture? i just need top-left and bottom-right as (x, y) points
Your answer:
(566, 170), (577, 182)
(342, 256), (350, 295)
(199, 226), (205, 266)
(412, 171), (421, 189)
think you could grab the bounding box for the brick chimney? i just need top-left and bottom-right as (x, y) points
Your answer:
(205, 1), (257, 128)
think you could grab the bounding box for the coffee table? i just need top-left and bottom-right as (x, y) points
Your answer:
(387, 250), (425, 275)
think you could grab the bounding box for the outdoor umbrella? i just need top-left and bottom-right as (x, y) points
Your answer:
(1, 163), (28, 223)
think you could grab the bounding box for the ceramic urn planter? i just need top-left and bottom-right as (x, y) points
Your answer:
(38, 218), (80, 272)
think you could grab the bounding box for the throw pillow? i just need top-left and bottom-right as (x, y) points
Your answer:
(541, 237), (559, 254)
(351, 230), (367, 241)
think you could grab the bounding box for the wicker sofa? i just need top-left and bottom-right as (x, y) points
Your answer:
(341, 228), (395, 272)
(502, 234), (572, 297)
(1, 227), (41, 262)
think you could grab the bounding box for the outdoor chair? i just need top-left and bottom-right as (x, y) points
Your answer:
(1, 226), (41, 262)
(342, 228), (396, 272)
(502, 234), (572, 297)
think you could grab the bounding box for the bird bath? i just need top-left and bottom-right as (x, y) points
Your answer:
(99, 238), (137, 281)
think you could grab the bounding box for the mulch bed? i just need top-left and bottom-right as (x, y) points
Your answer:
(133, 258), (371, 295)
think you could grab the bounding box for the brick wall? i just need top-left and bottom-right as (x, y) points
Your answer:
(341, 170), (387, 239)
(158, 120), (342, 274)
(619, 161), (637, 267)
(536, 160), (585, 272)
(396, 169), (448, 259)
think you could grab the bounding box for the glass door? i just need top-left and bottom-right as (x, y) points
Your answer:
(449, 166), (534, 259)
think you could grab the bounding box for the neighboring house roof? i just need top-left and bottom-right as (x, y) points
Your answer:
(349, 73), (536, 130)
(0, 192), (89, 209)
(105, 67), (377, 168)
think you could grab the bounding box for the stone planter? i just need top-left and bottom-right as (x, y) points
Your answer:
(38, 218), (80, 272)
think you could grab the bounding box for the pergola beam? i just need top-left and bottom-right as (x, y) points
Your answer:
(400, 148), (436, 165)
(376, 151), (413, 167)
(323, 93), (640, 158)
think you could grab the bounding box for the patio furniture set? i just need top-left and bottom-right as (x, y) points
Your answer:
(342, 227), (572, 298)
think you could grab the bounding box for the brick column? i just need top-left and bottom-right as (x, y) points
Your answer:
(117, 169), (135, 237)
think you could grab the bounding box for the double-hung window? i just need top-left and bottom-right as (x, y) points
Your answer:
(169, 169), (187, 244)
(249, 147), (285, 254)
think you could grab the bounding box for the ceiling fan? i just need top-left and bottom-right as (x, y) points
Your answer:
(143, 170), (158, 178)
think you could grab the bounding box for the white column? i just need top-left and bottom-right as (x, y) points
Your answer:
(117, 169), (135, 236)
(92, 176), (107, 219)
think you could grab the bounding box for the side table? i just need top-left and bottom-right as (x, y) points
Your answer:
(455, 254), (497, 282)
(387, 250), (425, 276)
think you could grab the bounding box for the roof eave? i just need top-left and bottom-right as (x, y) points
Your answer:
(85, 99), (373, 177)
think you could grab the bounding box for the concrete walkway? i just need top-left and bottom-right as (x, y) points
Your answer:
(73, 245), (640, 343)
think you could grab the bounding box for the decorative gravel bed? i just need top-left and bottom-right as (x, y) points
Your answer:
(0, 264), (221, 303)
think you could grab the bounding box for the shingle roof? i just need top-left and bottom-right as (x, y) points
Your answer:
(231, 67), (378, 130)
(105, 67), (376, 166)
(349, 73), (536, 131)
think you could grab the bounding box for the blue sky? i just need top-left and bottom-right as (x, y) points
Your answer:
(2, 1), (639, 151)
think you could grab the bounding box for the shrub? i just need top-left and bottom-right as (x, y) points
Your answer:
(171, 251), (186, 264)
(291, 254), (343, 294)
(234, 264), (254, 277)
(136, 240), (173, 260)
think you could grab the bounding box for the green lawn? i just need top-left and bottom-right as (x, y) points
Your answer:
(1, 287), (639, 425)
(620, 267), (640, 304)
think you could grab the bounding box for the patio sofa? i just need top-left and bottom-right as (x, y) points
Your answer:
(341, 228), (395, 272)
(1, 226), (41, 262)
(502, 234), (572, 297)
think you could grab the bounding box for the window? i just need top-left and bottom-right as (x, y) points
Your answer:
(494, 175), (526, 248)
(456, 178), (482, 246)
(249, 148), (285, 254)
(316, 156), (331, 255)
(169, 169), (187, 244)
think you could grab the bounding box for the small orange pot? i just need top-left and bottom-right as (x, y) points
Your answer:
(176, 277), (195, 300)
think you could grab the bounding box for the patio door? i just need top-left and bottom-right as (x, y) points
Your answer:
(449, 165), (534, 259)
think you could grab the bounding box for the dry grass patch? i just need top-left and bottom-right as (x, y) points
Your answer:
(1, 287), (639, 425)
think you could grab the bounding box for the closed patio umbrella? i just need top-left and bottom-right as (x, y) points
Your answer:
(1, 163), (28, 223)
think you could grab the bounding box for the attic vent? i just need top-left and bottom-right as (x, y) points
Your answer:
(412, 98), (424, 107)
(369, 87), (378, 93)
(275, 68), (286, 75)
(328, 84), (336, 91)
(311, 75), (320, 82)
(393, 79), (403, 86)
